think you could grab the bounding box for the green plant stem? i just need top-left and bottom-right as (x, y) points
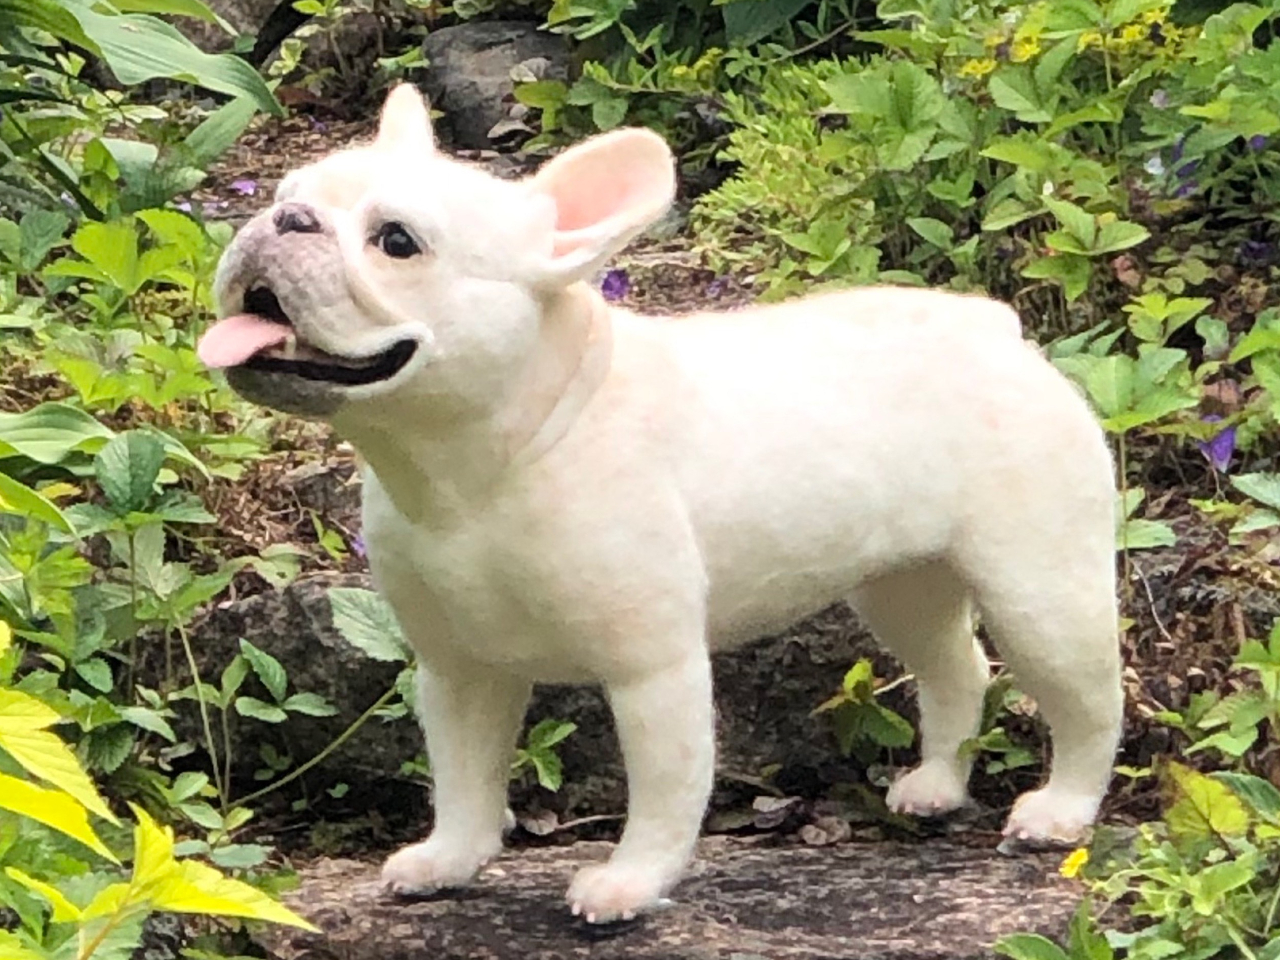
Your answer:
(176, 618), (226, 809)
(1264, 874), (1280, 935)
(236, 685), (397, 806)
(1225, 923), (1258, 960)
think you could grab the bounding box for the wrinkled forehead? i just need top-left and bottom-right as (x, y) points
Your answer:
(275, 145), (549, 245)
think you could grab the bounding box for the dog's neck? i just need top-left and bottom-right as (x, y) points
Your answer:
(348, 283), (613, 522)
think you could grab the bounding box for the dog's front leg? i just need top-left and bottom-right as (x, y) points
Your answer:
(382, 662), (530, 895)
(567, 652), (715, 922)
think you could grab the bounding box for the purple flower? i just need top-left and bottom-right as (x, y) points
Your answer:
(1171, 137), (1186, 164)
(202, 200), (229, 215)
(230, 178), (258, 196)
(1249, 134), (1268, 152)
(1197, 415), (1236, 473)
(1149, 89), (1170, 109)
(351, 534), (366, 559)
(1241, 239), (1271, 263)
(175, 200), (193, 213)
(309, 116), (328, 133)
(1174, 180), (1199, 199)
(1175, 159), (1199, 179)
(707, 276), (730, 298)
(600, 269), (630, 302)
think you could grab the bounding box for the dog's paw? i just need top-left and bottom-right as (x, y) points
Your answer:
(566, 862), (673, 924)
(886, 761), (969, 817)
(380, 838), (492, 896)
(1001, 787), (1098, 848)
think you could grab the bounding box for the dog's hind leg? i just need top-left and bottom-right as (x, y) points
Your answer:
(961, 523), (1122, 844)
(853, 560), (989, 817)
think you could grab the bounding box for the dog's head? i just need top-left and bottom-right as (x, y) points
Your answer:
(200, 85), (675, 421)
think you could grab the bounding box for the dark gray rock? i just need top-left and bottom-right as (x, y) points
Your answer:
(182, 570), (886, 815)
(258, 838), (1082, 960)
(420, 21), (572, 149)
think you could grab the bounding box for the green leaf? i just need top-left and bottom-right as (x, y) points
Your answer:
(328, 587), (410, 662)
(591, 96), (628, 131)
(0, 473), (74, 533)
(529, 750), (563, 790)
(907, 217), (953, 249)
(980, 138), (1055, 173)
(526, 718), (576, 750)
(1231, 473), (1280, 512)
(1044, 198), (1096, 249)
(1212, 771), (1280, 823)
(993, 933), (1071, 960)
(74, 657), (114, 693)
(69, 218), (141, 293)
(209, 843), (271, 869)
(721, 0), (813, 45)
(281, 692), (337, 717)
(60, 5), (282, 116)
(1067, 903), (1112, 960)
(86, 723), (135, 774)
(238, 638), (288, 702)
(1117, 518), (1177, 550)
(234, 697), (288, 724)
(0, 402), (114, 464)
(183, 95), (258, 169)
(1093, 219), (1150, 255)
(119, 706), (177, 742)
(112, 0), (223, 22)
(95, 431), (165, 515)
(18, 209), (69, 272)
(988, 68), (1052, 123)
(514, 79), (568, 111)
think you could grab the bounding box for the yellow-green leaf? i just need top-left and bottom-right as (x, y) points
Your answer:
(0, 690), (117, 824)
(81, 882), (133, 921)
(129, 805), (177, 889)
(0, 929), (47, 960)
(4, 867), (84, 922)
(152, 860), (319, 931)
(0, 773), (118, 862)
(1166, 762), (1250, 839)
(0, 621), (10, 656)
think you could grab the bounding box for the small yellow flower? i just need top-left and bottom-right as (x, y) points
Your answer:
(1119, 22), (1147, 46)
(1141, 7), (1166, 24)
(1011, 37), (1041, 62)
(1060, 847), (1090, 879)
(1077, 30), (1104, 52)
(984, 32), (1005, 50)
(959, 57), (998, 79)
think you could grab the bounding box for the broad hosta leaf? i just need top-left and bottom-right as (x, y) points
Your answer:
(328, 587), (411, 663)
(0, 688), (117, 823)
(0, 472), (74, 533)
(95, 431), (165, 515)
(54, 2), (282, 116)
(0, 774), (118, 861)
(0, 402), (114, 464)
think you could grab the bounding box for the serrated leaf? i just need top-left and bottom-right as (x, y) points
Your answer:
(74, 657), (114, 693)
(238, 638), (287, 702)
(234, 697), (288, 724)
(1165, 761), (1249, 840)
(988, 69), (1052, 123)
(4, 866), (84, 921)
(1213, 772), (1280, 823)
(0, 773), (118, 861)
(119, 706), (176, 742)
(1093, 219), (1150, 254)
(0, 930), (46, 960)
(87, 723), (135, 774)
(327, 587), (410, 662)
(0, 688), (117, 823)
(1231, 473), (1280, 512)
(95, 431), (164, 515)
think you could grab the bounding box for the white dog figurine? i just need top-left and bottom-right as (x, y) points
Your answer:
(200, 84), (1122, 923)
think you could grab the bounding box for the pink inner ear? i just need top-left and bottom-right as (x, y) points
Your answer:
(533, 130), (674, 258)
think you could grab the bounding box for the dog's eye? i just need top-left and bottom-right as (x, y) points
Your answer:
(373, 222), (421, 259)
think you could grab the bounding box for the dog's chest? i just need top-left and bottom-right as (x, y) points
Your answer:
(359, 473), (604, 678)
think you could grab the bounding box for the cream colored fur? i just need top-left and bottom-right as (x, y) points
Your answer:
(208, 85), (1123, 923)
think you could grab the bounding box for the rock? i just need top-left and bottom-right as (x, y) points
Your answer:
(183, 568), (886, 814)
(420, 21), (572, 149)
(259, 838), (1081, 959)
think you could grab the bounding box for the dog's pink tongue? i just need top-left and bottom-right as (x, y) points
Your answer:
(198, 315), (292, 369)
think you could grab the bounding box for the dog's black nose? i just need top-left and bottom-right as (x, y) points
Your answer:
(273, 202), (322, 236)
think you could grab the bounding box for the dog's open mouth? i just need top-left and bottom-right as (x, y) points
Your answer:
(198, 284), (418, 387)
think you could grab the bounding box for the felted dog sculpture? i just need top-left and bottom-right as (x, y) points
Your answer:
(199, 84), (1123, 923)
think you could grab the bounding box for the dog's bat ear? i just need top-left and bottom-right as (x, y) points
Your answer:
(376, 84), (435, 155)
(526, 127), (675, 288)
